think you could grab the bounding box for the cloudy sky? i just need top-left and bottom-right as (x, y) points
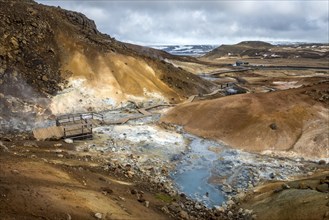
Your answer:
(36, 0), (329, 45)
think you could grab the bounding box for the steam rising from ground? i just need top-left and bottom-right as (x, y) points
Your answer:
(0, 68), (52, 131)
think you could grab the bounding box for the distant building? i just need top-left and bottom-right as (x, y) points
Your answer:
(235, 60), (249, 66)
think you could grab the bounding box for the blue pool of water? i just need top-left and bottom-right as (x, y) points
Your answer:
(171, 134), (226, 207)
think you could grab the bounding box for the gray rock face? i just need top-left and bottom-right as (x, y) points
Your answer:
(64, 11), (98, 34)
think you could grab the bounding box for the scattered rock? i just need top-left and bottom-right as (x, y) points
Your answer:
(227, 211), (233, 218)
(23, 141), (38, 147)
(318, 160), (326, 165)
(316, 184), (329, 193)
(54, 143), (62, 147)
(269, 172), (275, 179)
(42, 75), (48, 81)
(0, 142), (9, 152)
(137, 194), (145, 203)
(281, 183), (290, 189)
(57, 154), (64, 158)
(94, 212), (102, 219)
(98, 177), (106, 182)
(10, 37), (19, 48)
(126, 170), (135, 178)
(226, 199), (235, 207)
(131, 189), (137, 195)
(320, 178), (329, 184)
(64, 138), (74, 144)
(161, 206), (170, 214)
(101, 187), (113, 195)
(273, 188), (283, 193)
(145, 200), (149, 208)
(215, 206), (225, 213)
(66, 213), (72, 220)
(222, 184), (233, 193)
(179, 210), (189, 219)
(11, 170), (20, 175)
(168, 202), (180, 213)
(244, 209), (253, 215)
(269, 123), (277, 130)
(1, 137), (12, 142)
(194, 203), (202, 210)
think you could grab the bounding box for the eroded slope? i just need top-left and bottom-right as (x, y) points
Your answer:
(0, 0), (214, 130)
(161, 81), (329, 158)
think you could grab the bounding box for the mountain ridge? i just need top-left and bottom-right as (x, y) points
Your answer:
(0, 0), (215, 131)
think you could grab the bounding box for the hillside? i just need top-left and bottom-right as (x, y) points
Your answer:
(0, 0), (215, 131)
(161, 81), (329, 159)
(204, 41), (329, 59)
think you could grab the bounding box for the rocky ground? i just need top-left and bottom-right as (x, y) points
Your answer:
(0, 133), (255, 220)
(1, 100), (328, 220)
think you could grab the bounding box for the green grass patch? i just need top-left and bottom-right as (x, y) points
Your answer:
(155, 193), (176, 203)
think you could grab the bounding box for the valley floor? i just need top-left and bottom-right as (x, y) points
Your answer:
(1, 56), (329, 220)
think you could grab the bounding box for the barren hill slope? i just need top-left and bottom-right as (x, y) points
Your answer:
(161, 81), (329, 158)
(0, 0), (214, 130)
(204, 41), (329, 59)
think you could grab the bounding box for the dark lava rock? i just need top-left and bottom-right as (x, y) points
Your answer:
(100, 187), (113, 194)
(269, 123), (278, 130)
(318, 160), (326, 165)
(130, 189), (137, 195)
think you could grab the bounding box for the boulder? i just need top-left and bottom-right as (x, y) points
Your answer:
(316, 184), (329, 193)
(64, 138), (74, 144)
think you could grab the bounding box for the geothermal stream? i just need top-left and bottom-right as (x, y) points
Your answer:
(171, 134), (226, 207)
(171, 133), (317, 207)
(75, 105), (317, 208)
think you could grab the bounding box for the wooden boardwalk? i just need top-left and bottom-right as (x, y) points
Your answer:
(33, 112), (104, 140)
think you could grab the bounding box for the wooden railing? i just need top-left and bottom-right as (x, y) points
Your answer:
(63, 123), (93, 139)
(55, 112), (103, 140)
(56, 112), (104, 126)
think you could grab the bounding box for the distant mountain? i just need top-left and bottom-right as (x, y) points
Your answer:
(150, 45), (219, 56)
(204, 41), (329, 59)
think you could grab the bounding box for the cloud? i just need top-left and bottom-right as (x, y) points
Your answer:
(36, 0), (329, 45)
